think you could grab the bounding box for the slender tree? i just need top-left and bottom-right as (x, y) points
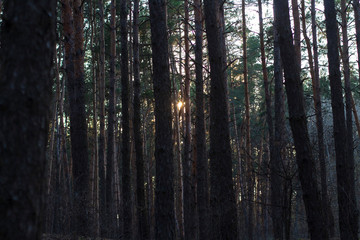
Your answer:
(183, 0), (196, 239)
(149, 0), (176, 238)
(353, 0), (360, 85)
(324, 0), (359, 236)
(203, 0), (238, 239)
(98, 0), (106, 235)
(0, 0), (55, 238)
(120, 0), (131, 238)
(301, 0), (334, 236)
(133, 0), (150, 238)
(194, 0), (209, 239)
(62, 0), (91, 236)
(273, 0), (329, 238)
(106, 0), (117, 237)
(339, 0), (359, 238)
(242, 0), (254, 238)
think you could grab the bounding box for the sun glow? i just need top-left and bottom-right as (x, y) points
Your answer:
(177, 101), (183, 110)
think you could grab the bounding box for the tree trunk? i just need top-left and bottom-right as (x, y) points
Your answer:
(120, 0), (131, 238)
(324, 0), (359, 237)
(183, 0), (196, 239)
(63, 0), (91, 236)
(274, 0), (329, 238)
(194, 0), (209, 239)
(353, 0), (360, 85)
(0, 1), (55, 238)
(242, 1), (253, 239)
(301, 0), (335, 236)
(106, 0), (117, 237)
(292, 0), (301, 65)
(148, 0), (176, 238)
(203, 0), (238, 239)
(98, 0), (106, 236)
(339, 0), (359, 237)
(272, 11), (285, 238)
(133, 0), (150, 238)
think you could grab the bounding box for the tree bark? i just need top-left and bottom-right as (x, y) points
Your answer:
(203, 0), (238, 239)
(242, 1), (253, 239)
(324, 0), (359, 237)
(183, 0), (196, 239)
(274, 0), (329, 238)
(98, 0), (106, 235)
(339, 0), (359, 237)
(292, 0), (301, 66)
(105, 0), (117, 237)
(0, 1), (55, 238)
(133, 0), (150, 238)
(301, 0), (335, 236)
(149, 0), (176, 238)
(194, 0), (209, 239)
(353, 0), (360, 85)
(272, 9), (285, 238)
(120, 0), (131, 238)
(62, 0), (91, 236)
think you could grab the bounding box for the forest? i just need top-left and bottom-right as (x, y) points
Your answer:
(1, 0), (360, 239)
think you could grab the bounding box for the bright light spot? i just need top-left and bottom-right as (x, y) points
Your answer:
(177, 101), (183, 110)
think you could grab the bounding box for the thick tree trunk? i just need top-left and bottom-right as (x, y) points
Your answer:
(133, 0), (150, 238)
(274, 0), (329, 238)
(291, 0), (301, 65)
(194, 0), (209, 239)
(0, 1), (55, 238)
(324, 0), (359, 238)
(272, 11), (285, 239)
(63, 0), (91, 236)
(203, 0), (238, 239)
(120, 0), (131, 238)
(149, 0), (176, 238)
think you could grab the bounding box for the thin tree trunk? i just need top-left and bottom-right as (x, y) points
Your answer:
(242, 1), (253, 238)
(352, 0), (360, 85)
(339, 0), (359, 237)
(120, 0), (131, 238)
(0, 1), (55, 238)
(183, 0), (196, 239)
(301, 0), (334, 236)
(274, 0), (329, 238)
(203, 0), (238, 238)
(89, 0), (100, 235)
(149, 0), (176, 238)
(106, 0), (117, 237)
(98, 0), (106, 235)
(194, 0), (209, 239)
(133, 0), (150, 238)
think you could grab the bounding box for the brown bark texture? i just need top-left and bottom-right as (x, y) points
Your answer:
(149, 0), (176, 238)
(133, 0), (150, 238)
(120, 0), (132, 238)
(203, 0), (238, 239)
(194, 0), (209, 239)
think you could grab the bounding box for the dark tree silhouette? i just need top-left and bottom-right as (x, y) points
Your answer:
(0, 0), (56, 238)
